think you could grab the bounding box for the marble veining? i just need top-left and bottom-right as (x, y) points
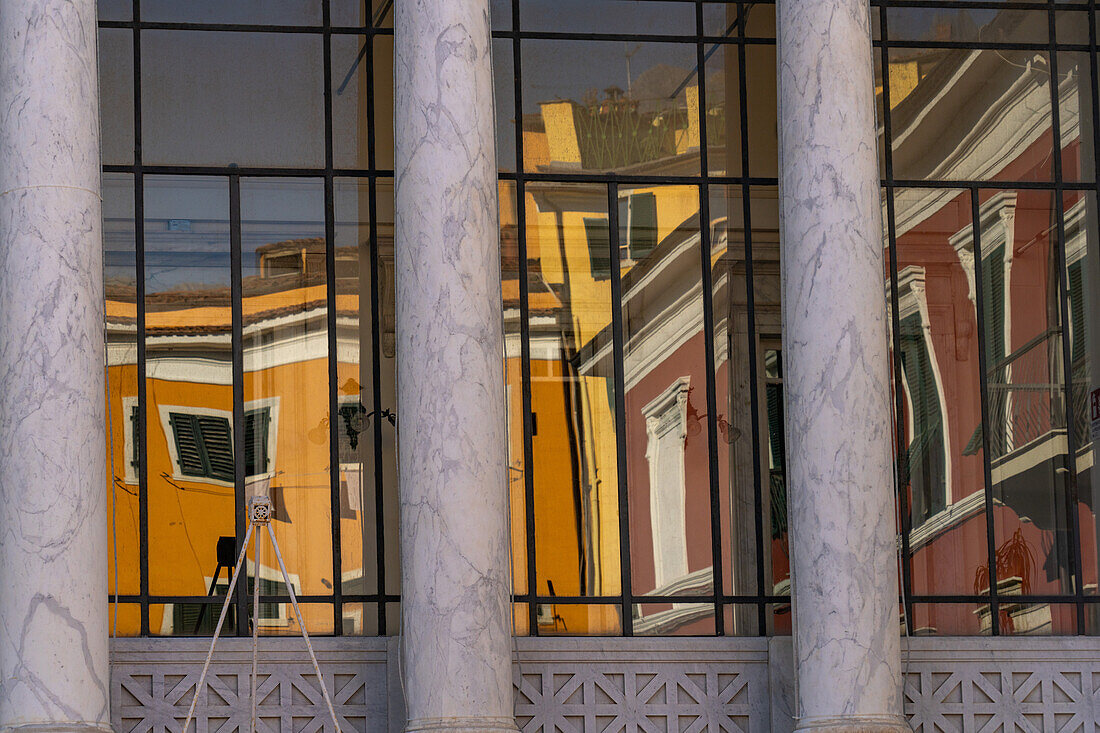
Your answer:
(0, 1), (109, 732)
(776, 0), (907, 730)
(393, 0), (516, 731)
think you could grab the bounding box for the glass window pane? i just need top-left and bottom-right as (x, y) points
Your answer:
(888, 49), (1054, 182)
(240, 177), (332, 598)
(1061, 52), (1095, 183)
(332, 177), (399, 605)
(99, 29), (133, 166)
(143, 175), (234, 596)
(710, 185), (781, 616)
(533, 603), (623, 636)
(142, 31), (324, 167)
(617, 185), (714, 601)
(104, 173), (140, 597)
(890, 187), (991, 597)
(634, 602), (716, 635)
(885, 8), (1049, 44)
(519, 0), (695, 35)
(331, 35), (372, 170)
(976, 188), (1075, 600)
(524, 182), (622, 611)
(1067, 192), (1099, 599)
(703, 2), (775, 38)
(520, 40), (700, 175)
(141, 0), (322, 26)
(499, 182), (527, 597)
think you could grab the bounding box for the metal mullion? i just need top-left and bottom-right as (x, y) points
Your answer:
(121, 21), (326, 33)
(1046, 6), (1087, 633)
(132, 0), (150, 636)
(970, 187), (1002, 635)
(735, 0), (768, 632)
(607, 182), (635, 635)
(323, 0), (343, 636)
(366, 177), (387, 636)
(879, 5), (916, 636)
(510, 0), (540, 639)
(872, 39), (1082, 52)
(696, 0), (725, 637)
(499, 171), (783, 187)
(887, 179), (1093, 190)
(362, 18), (389, 636)
(127, 165), (328, 176)
(230, 173), (247, 637)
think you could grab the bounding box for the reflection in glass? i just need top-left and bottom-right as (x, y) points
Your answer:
(971, 189), (1076, 607)
(520, 40), (699, 175)
(240, 178), (333, 629)
(499, 182), (527, 596)
(524, 182), (621, 634)
(884, 8), (1048, 44)
(98, 29), (133, 166)
(890, 188), (991, 602)
(519, 0), (694, 35)
(1067, 193), (1099, 599)
(634, 603), (715, 636)
(704, 41), (777, 178)
(143, 175), (234, 623)
(141, 0), (322, 26)
(709, 185), (781, 633)
(617, 186), (714, 611)
(331, 35), (373, 170)
(104, 174), (140, 629)
(532, 604), (622, 636)
(886, 48), (1054, 182)
(142, 31), (324, 167)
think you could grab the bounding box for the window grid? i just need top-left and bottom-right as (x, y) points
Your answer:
(100, 0), (1100, 637)
(876, 0), (1099, 635)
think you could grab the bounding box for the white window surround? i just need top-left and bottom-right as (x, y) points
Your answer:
(121, 395), (139, 485)
(642, 376), (692, 590)
(156, 396), (280, 487)
(896, 265), (954, 506)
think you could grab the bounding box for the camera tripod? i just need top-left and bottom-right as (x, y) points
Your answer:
(180, 497), (341, 733)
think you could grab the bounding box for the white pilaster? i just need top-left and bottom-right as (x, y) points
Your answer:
(0, 1), (110, 732)
(777, 1), (907, 730)
(393, 0), (517, 731)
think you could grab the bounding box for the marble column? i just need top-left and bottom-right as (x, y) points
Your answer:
(776, 1), (908, 731)
(393, 1), (517, 732)
(0, 1), (110, 732)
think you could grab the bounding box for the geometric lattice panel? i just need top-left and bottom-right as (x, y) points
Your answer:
(514, 667), (757, 733)
(905, 667), (1100, 733)
(111, 638), (392, 733)
(113, 664), (380, 733)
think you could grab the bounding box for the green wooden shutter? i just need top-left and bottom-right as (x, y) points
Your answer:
(244, 408), (270, 476)
(899, 313), (947, 524)
(982, 244), (1007, 366)
(1069, 260), (1086, 363)
(196, 415), (235, 482)
(584, 217), (611, 280)
(169, 413), (208, 477)
(629, 192), (658, 261)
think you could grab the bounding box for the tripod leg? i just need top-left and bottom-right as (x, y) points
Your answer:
(180, 522), (255, 733)
(250, 526), (263, 733)
(266, 523), (341, 732)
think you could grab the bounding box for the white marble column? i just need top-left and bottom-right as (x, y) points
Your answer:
(393, 1), (517, 732)
(777, 1), (908, 731)
(0, 1), (110, 732)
